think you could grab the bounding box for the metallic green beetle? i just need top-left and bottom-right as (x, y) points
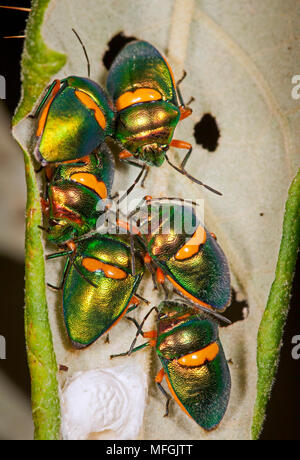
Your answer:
(106, 41), (218, 193)
(48, 233), (145, 348)
(33, 76), (115, 165)
(133, 199), (231, 316)
(42, 144), (115, 246)
(112, 300), (231, 431)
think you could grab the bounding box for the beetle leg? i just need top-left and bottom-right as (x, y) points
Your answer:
(47, 258), (72, 291)
(165, 145), (222, 195)
(112, 305), (158, 358)
(155, 369), (172, 417)
(146, 262), (158, 291)
(40, 196), (50, 217)
(125, 316), (141, 330)
(142, 254), (157, 291)
(129, 234), (136, 276)
(141, 166), (150, 188)
(119, 150), (134, 160)
(34, 165), (43, 173)
(176, 70), (187, 107)
(176, 70), (193, 121)
(110, 341), (150, 359)
(47, 241), (97, 289)
(179, 106), (192, 120)
(46, 249), (74, 260)
(38, 225), (50, 233)
(116, 164), (146, 205)
(134, 293), (150, 304)
(71, 263), (98, 288)
(156, 267), (169, 299)
(116, 218), (140, 236)
(110, 192), (119, 200)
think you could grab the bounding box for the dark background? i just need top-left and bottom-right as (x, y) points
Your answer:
(0, 1), (299, 440)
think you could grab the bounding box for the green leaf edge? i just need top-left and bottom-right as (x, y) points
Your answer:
(12, 0), (67, 440)
(252, 168), (300, 440)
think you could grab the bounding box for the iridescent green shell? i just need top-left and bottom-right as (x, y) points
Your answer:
(34, 76), (114, 164)
(156, 301), (231, 431)
(62, 234), (144, 348)
(106, 41), (181, 166)
(107, 40), (178, 104)
(46, 145), (115, 245)
(138, 203), (231, 312)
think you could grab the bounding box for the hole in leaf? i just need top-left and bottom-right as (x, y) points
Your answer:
(221, 288), (248, 327)
(193, 113), (220, 152)
(103, 32), (137, 70)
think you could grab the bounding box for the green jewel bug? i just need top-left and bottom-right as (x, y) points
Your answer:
(111, 300), (231, 431)
(106, 40), (220, 194)
(47, 233), (145, 348)
(131, 197), (231, 318)
(32, 30), (115, 166)
(33, 75), (115, 165)
(41, 144), (115, 246)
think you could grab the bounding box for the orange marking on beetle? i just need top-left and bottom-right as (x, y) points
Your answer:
(179, 107), (192, 121)
(36, 80), (61, 137)
(175, 226), (206, 261)
(116, 88), (162, 111)
(75, 90), (106, 130)
(155, 368), (165, 383)
(82, 258), (127, 280)
(170, 139), (192, 150)
(45, 165), (54, 181)
(130, 295), (140, 307)
(116, 219), (140, 236)
(61, 155), (91, 165)
(144, 253), (152, 264)
(143, 330), (157, 339)
(165, 374), (192, 419)
(163, 56), (177, 89)
(166, 276), (215, 312)
(105, 302), (130, 335)
(66, 241), (76, 253)
(70, 172), (108, 199)
(176, 313), (192, 321)
(156, 267), (165, 284)
(210, 232), (217, 240)
(178, 342), (219, 367)
(119, 150), (134, 159)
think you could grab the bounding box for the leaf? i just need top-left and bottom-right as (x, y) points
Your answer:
(13, 0), (300, 439)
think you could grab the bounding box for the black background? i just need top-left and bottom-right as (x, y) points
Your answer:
(0, 1), (299, 440)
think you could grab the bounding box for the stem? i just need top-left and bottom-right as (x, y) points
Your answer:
(23, 145), (61, 440)
(252, 169), (300, 439)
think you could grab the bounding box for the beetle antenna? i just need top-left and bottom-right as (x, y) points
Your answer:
(72, 28), (91, 77)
